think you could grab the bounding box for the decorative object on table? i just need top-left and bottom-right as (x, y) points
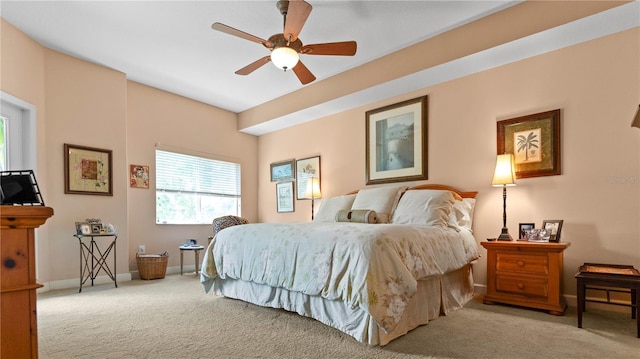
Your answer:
(75, 222), (92, 236)
(296, 156), (320, 200)
(518, 222), (535, 240)
(632, 104), (640, 129)
(526, 228), (551, 242)
(0, 170), (45, 205)
(270, 159), (295, 182)
(542, 219), (564, 242)
(64, 143), (113, 196)
(492, 154), (517, 241)
(185, 238), (197, 246)
(103, 223), (116, 234)
(304, 177), (322, 220)
(276, 181), (294, 213)
(136, 251), (169, 280)
(129, 164), (149, 189)
(365, 95), (428, 185)
(497, 109), (561, 179)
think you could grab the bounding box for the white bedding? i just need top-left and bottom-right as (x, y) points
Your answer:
(201, 222), (478, 334)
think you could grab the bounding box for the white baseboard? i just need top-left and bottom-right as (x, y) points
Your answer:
(38, 265), (194, 292)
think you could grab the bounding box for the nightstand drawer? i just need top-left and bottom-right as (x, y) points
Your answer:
(496, 253), (549, 275)
(496, 274), (549, 298)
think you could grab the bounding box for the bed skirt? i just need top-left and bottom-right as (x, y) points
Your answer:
(212, 264), (475, 346)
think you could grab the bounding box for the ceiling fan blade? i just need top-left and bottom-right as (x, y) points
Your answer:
(301, 41), (357, 56)
(212, 22), (271, 47)
(283, 0), (312, 42)
(235, 56), (271, 75)
(292, 60), (316, 85)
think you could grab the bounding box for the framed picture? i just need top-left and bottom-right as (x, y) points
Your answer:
(64, 143), (113, 196)
(276, 181), (294, 213)
(519, 223), (535, 240)
(75, 222), (92, 236)
(91, 223), (103, 235)
(296, 156), (320, 200)
(365, 95), (428, 185)
(497, 109), (561, 179)
(270, 159), (295, 182)
(542, 219), (564, 242)
(129, 164), (149, 189)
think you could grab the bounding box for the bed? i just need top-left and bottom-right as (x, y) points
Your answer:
(200, 184), (479, 345)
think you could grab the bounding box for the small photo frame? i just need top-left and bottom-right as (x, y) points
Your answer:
(518, 223), (535, 240)
(91, 223), (103, 235)
(276, 181), (294, 213)
(270, 159), (295, 182)
(129, 164), (149, 189)
(75, 222), (92, 236)
(542, 219), (564, 242)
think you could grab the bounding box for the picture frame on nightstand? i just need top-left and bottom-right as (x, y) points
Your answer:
(542, 219), (564, 242)
(518, 223), (535, 240)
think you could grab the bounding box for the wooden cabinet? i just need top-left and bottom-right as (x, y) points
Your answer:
(1, 206), (54, 359)
(481, 240), (569, 315)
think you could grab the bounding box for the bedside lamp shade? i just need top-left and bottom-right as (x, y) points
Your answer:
(492, 154), (516, 241)
(492, 154), (517, 186)
(305, 177), (321, 220)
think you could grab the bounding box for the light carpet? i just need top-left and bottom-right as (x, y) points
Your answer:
(37, 274), (639, 359)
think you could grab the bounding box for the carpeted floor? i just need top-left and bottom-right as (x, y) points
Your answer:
(37, 274), (639, 359)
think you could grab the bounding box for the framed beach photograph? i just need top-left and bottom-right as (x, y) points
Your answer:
(270, 159), (295, 182)
(365, 95), (428, 185)
(276, 181), (294, 213)
(64, 143), (113, 196)
(296, 156), (320, 200)
(542, 219), (564, 242)
(497, 109), (561, 179)
(129, 164), (149, 189)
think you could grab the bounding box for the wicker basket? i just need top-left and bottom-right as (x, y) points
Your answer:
(136, 252), (168, 280)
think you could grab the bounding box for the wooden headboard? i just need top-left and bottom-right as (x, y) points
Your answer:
(347, 184), (477, 199)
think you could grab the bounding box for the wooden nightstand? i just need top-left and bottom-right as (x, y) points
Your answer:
(481, 240), (570, 315)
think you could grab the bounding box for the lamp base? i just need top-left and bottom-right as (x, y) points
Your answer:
(497, 227), (513, 241)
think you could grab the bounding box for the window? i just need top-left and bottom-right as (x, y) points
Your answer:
(0, 116), (7, 171)
(155, 149), (241, 224)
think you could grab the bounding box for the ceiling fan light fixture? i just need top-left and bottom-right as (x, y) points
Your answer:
(271, 46), (299, 71)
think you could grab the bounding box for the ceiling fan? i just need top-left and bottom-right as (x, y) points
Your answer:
(212, 0), (357, 85)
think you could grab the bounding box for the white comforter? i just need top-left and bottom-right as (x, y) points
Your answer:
(200, 222), (478, 333)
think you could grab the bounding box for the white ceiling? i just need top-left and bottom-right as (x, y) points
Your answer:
(1, 1), (638, 135)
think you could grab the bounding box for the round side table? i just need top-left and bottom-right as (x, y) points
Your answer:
(179, 245), (205, 275)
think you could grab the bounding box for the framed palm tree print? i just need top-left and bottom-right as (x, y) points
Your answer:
(497, 109), (561, 179)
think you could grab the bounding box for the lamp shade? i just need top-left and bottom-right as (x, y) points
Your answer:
(632, 104), (640, 129)
(492, 154), (516, 186)
(271, 46), (299, 71)
(304, 177), (321, 199)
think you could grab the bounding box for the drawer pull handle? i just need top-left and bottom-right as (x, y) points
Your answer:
(517, 283), (525, 290)
(517, 260), (525, 267)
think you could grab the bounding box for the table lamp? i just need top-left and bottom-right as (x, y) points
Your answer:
(304, 177), (321, 220)
(492, 154), (516, 241)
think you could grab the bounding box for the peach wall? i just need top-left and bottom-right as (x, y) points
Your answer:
(258, 28), (640, 297)
(126, 81), (258, 270)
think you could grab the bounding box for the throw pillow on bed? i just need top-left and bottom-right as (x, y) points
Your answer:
(391, 189), (455, 227)
(335, 209), (378, 223)
(313, 194), (357, 222)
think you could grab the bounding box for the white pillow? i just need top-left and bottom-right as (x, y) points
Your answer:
(313, 194), (357, 222)
(391, 190), (455, 227)
(449, 198), (476, 231)
(351, 185), (408, 223)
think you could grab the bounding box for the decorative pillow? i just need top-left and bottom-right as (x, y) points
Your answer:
(313, 194), (357, 222)
(335, 209), (377, 223)
(391, 190), (455, 227)
(449, 198), (476, 231)
(351, 185), (408, 223)
(212, 215), (249, 235)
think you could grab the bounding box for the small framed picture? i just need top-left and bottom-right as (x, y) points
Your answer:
(75, 222), (92, 236)
(519, 223), (535, 240)
(270, 159), (295, 182)
(91, 223), (103, 235)
(276, 181), (294, 213)
(542, 220), (564, 242)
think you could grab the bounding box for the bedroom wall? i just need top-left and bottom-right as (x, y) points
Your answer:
(1, 19), (258, 286)
(257, 28), (640, 298)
